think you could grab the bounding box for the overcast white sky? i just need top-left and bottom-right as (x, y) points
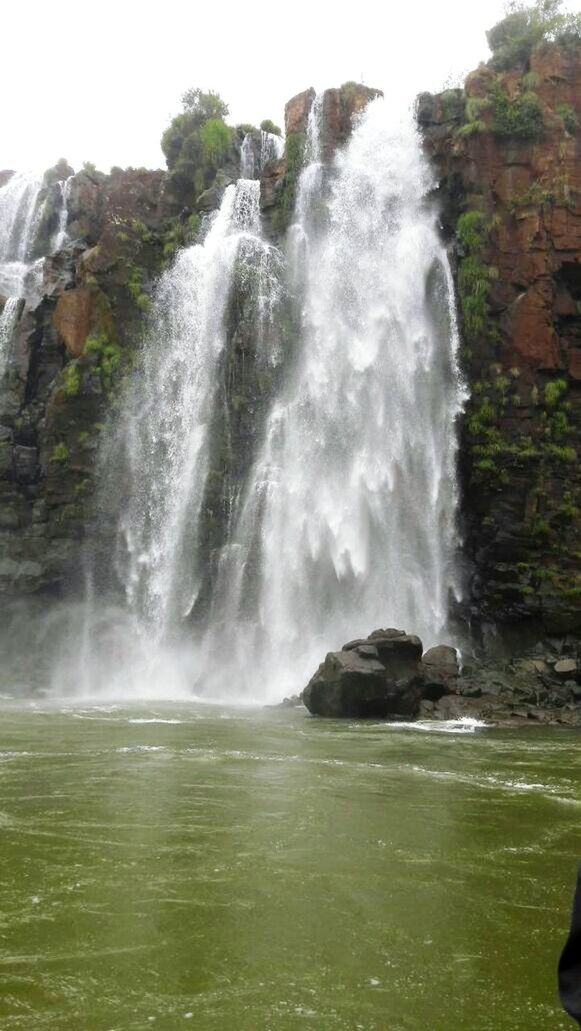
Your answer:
(0, 0), (550, 173)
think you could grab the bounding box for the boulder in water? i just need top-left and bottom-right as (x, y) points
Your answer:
(303, 629), (428, 718)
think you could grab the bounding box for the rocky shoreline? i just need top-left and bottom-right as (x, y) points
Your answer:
(299, 628), (581, 726)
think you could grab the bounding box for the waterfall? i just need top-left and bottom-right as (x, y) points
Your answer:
(81, 95), (466, 703)
(52, 177), (72, 251)
(0, 298), (21, 367)
(190, 96), (467, 699)
(0, 172), (43, 264)
(240, 131), (284, 179)
(250, 98), (465, 694)
(260, 130), (284, 168)
(240, 135), (256, 178)
(0, 172), (44, 380)
(114, 179), (284, 647)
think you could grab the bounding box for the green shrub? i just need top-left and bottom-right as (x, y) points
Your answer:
(522, 71), (540, 88)
(161, 88), (232, 204)
(544, 443), (577, 462)
(340, 81), (360, 101)
(557, 103), (578, 134)
(272, 132), (306, 232)
(51, 442), (70, 463)
(459, 257), (490, 336)
(492, 87), (544, 140)
(237, 123), (258, 136)
(260, 119), (282, 137)
(543, 377), (568, 406)
(181, 88), (228, 121)
(487, 1), (581, 71)
(62, 362), (81, 397)
(550, 410), (569, 437)
(441, 89), (466, 121)
(85, 333), (123, 395)
(466, 96), (492, 121)
(200, 119), (232, 164)
(509, 179), (554, 210)
(457, 211), (488, 252)
(457, 120), (486, 138)
(531, 516), (551, 539)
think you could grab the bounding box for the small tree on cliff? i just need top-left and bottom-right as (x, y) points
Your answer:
(161, 88), (233, 202)
(487, 0), (581, 69)
(181, 88), (229, 124)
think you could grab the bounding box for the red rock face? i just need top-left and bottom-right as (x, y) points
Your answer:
(284, 84), (382, 156)
(265, 83), (382, 231)
(419, 40), (581, 641)
(67, 168), (166, 245)
(284, 89), (316, 136)
(54, 287), (95, 358)
(320, 85), (382, 160)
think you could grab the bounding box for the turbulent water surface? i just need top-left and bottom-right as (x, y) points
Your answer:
(0, 705), (578, 1030)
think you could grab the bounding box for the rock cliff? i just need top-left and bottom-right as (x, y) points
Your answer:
(418, 39), (581, 647)
(3, 55), (581, 663)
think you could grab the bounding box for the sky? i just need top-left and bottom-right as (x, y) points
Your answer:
(0, 0), (540, 173)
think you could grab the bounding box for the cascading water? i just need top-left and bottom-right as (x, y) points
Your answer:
(195, 96), (467, 699)
(0, 172), (44, 378)
(113, 178), (284, 647)
(0, 172), (43, 264)
(77, 94), (466, 703)
(52, 177), (72, 251)
(240, 131), (284, 179)
(260, 129), (284, 168)
(266, 97), (465, 684)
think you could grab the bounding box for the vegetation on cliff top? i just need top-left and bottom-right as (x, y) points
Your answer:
(161, 89), (234, 202)
(260, 119), (282, 137)
(487, 0), (581, 70)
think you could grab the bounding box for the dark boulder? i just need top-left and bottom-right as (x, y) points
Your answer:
(419, 644), (460, 701)
(303, 628), (426, 718)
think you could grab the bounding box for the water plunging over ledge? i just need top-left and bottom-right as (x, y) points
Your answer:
(53, 97), (467, 703)
(0, 173), (45, 377)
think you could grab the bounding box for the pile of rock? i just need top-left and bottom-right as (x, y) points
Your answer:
(301, 629), (581, 724)
(302, 629), (458, 718)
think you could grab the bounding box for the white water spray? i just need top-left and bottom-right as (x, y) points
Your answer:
(0, 173), (44, 379)
(53, 177), (72, 251)
(197, 97), (466, 698)
(240, 131), (284, 179)
(68, 96), (466, 703)
(115, 179), (284, 645)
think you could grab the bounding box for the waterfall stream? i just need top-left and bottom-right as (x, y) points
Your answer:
(250, 98), (466, 693)
(240, 130), (284, 178)
(114, 179), (284, 645)
(98, 95), (466, 702)
(52, 176), (72, 251)
(0, 173), (45, 378)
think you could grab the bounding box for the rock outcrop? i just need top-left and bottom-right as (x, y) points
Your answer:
(262, 82), (380, 235)
(302, 628), (581, 724)
(303, 629), (453, 718)
(418, 39), (581, 645)
(0, 166), (175, 596)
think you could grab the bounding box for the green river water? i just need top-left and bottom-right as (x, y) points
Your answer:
(0, 703), (579, 1030)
